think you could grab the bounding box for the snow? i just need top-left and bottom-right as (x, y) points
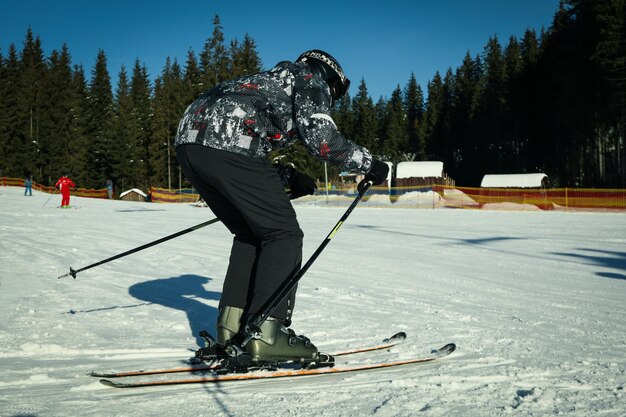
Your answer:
(481, 173), (548, 188)
(1, 185), (625, 416)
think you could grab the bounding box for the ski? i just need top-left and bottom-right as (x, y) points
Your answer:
(333, 331), (407, 356)
(89, 332), (407, 378)
(99, 343), (455, 388)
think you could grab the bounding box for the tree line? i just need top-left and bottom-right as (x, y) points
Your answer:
(1, 1), (624, 191)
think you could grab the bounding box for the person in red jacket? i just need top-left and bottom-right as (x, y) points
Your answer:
(55, 174), (76, 208)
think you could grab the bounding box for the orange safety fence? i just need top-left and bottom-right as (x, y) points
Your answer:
(2, 177), (108, 199)
(318, 184), (626, 211)
(433, 185), (626, 211)
(5, 177), (626, 211)
(149, 187), (199, 203)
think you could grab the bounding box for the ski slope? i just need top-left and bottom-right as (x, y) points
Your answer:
(1, 185), (625, 416)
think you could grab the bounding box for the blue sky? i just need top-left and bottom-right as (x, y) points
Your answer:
(1, 0), (560, 100)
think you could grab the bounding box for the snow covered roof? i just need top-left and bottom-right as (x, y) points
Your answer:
(396, 161), (444, 179)
(481, 173), (548, 188)
(119, 188), (148, 198)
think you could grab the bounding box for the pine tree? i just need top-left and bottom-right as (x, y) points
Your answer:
(518, 29), (546, 176)
(150, 58), (186, 189)
(502, 35), (526, 172)
(332, 94), (355, 141)
(67, 64), (90, 185)
(111, 66), (143, 191)
(0, 50), (5, 176)
(423, 69), (455, 170)
(41, 45), (75, 184)
(452, 53), (482, 182)
(537, 1), (605, 186)
(404, 73), (425, 159)
(16, 28), (46, 179)
(352, 79), (378, 154)
(87, 50), (114, 188)
(0, 45), (20, 178)
(423, 71), (443, 161)
(439, 69), (455, 168)
(588, 0), (626, 185)
(374, 97), (387, 153)
(475, 36), (507, 178)
(520, 29), (541, 68)
(200, 15), (231, 88)
(231, 33), (262, 77)
(149, 77), (167, 187)
(381, 85), (408, 163)
(183, 49), (204, 103)
(130, 60), (153, 189)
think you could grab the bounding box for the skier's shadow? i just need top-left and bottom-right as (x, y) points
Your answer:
(128, 274), (221, 347)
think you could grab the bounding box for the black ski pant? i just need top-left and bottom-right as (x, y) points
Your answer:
(176, 144), (303, 323)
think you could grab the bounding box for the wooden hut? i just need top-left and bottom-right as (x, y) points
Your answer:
(119, 188), (148, 202)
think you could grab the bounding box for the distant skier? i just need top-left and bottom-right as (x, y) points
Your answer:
(55, 174), (75, 208)
(175, 49), (389, 364)
(24, 176), (32, 196)
(105, 178), (113, 199)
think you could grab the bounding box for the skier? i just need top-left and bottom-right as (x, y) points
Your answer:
(175, 49), (389, 365)
(24, 176), (33, 196)
(105, 178), (113, 199)
(55, 174), (76, 208)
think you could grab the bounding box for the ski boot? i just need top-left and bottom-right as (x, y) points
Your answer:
(196, 306), (333, 370)
(215, 306), (320, 365)
(216, 305), (244, 345)
(193, 306), (245, 363)
(243, 318), (333, 368)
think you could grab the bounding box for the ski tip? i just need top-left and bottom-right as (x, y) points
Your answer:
(433, 343), (456, 357)
(100, 378), (136, 388)
(88, 371), (110, 378)
(99, 379), (119, 388)
(383, 332), (407, 344)
(89, 370), (127, 378)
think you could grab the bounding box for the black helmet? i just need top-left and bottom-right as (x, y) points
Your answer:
(296, 49), (351, 102)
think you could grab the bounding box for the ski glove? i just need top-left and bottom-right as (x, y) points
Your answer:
(357, 159), (389, 193)
(289, 171), (317, 200)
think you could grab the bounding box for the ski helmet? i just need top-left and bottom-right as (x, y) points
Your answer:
(296, 50), (351, 102)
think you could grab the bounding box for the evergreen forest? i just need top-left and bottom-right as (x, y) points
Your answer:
(1, 1), (624, 191)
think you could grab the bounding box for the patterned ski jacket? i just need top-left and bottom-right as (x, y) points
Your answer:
(174, 61), (373, 174)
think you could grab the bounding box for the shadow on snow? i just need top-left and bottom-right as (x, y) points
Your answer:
(553, 249), (626, 281)
(128, 274), (221, 346)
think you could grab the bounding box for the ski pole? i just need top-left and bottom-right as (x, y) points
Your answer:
(43, 188), (58, 207)
(242, 181), (373, 344)
(57, 218), (220, 279)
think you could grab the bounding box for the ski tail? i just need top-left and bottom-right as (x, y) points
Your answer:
(88, 362), (221, 378)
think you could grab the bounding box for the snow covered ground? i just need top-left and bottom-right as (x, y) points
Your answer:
(1, 185), (625, 417)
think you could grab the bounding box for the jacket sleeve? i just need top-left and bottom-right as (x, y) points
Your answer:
(293, 78), (372, 174)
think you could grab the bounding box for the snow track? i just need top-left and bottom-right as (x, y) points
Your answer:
(1, 186), (625, 416)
